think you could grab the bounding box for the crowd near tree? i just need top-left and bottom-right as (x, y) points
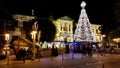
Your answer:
(17, 48), (33, 60)
(51, 44), (58, 57)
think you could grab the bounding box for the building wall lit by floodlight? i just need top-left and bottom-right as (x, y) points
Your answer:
(53, 16), (73, 42)
(53, 16), (103, 43)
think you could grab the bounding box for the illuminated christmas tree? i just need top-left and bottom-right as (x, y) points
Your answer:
(74, 1), (96, 42)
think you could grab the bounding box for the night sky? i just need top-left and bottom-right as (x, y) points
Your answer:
(0, 0), (116, 32)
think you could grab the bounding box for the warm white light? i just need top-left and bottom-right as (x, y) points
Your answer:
(5, 34), (9, 41)
(102, 34), (106, 37)
(81, 1), (86, 8)
(113, 38), (120, 42)
(32, 31), (37, 34)
(31, 31), (37, 39)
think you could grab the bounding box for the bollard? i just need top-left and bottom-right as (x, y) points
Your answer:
(97, 52), (99, 57)
(102, 63), (104, 68)
(38, 55), (40, 62)
(38, 57), (40, 62)
(23, 59), (25, 63)
(51, 56), (53, 61)
(72, 53), (74, 59)
(62, 53), (64, 60)
(7, 56), (10, 65)
(81, 54), (83, 59)
(97, 54), (99, 57)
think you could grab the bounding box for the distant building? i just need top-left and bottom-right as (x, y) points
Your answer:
(53, 16), (73, 42)
(91, 24), (102, 43)
(11, 14), (34, 48)
(11, 14), (103, 48)
(53, 16), (103, 43)
(13, 14), (35, 37)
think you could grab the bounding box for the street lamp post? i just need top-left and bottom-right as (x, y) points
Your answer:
(31, 31), (37, 60)
(37, 31), (41, 47)
(64, 32), (70, 54)
(37, 31), (41, 61)
(5, 33), (10, 64)
(59, 32), (69, 60)
(31, 21), (38, 60)
(101, 34), (106, 56)
(60, 36), (64, 60)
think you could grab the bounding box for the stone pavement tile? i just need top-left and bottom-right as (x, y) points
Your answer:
(0, 54), (120, 66)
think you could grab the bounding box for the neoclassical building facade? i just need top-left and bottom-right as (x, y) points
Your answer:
(53, 16), (73, 42)
(53, 16), (103, 43)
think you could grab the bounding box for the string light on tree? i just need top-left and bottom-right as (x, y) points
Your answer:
(74, 1), (96, 42)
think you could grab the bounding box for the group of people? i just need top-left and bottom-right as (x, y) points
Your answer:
(81, 44), (96, 57)
(17, 48), (33, 60)
(73, 43), (117, 57)
(16, 44), (117, 60)
(72, 43), (97, 57)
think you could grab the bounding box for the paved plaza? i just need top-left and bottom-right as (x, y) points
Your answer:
(0, 53), (120, 68)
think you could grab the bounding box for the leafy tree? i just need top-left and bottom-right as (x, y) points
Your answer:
(0, 11), (17, 48)
(37, 19), (56, 42)
(0, 11), (17, 33)
(108, 27), (120, 42)
(24, 18), (56, 42)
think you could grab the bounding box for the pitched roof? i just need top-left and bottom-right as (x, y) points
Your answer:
(59, 16), (73, 21)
